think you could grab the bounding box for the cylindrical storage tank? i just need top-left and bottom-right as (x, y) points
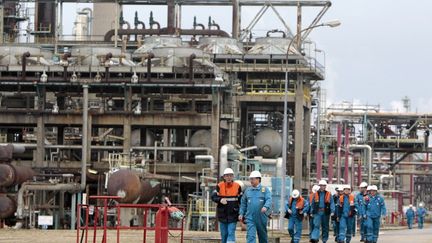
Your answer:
(138, 180), (161, 203)
(0, 164), (35, 187)
(0, 195), (16, 219)
(197, 37), (243, 54)
(248, 37), (299, 55)
(70, 47), (134, 66)
(254, 128), (282, 158)
(107, 170), (141, 203)
(0, 45), (52, 66)
(133, 36), (182, 56)
(189, 130), (211, 148)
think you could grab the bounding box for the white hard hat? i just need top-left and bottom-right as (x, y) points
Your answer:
(336, 186), (344, 191)
(312, 185), (320, 193)
(409, 204), (413, 207)
(359, 182), (368, 188)
(367, 185), (377, 191)
(318, 179), (327, 186)
(223, 168), (234, 175)
(249, 170), (262, 178)
(419, 203), (424, 207)
(344, 185), (351, 190)
(292, 189), (300, 198)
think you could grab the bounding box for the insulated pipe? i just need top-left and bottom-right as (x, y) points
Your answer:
(0, 195), (16, 219)
(16, 182), (81, 219)
(379, 174), (393, 190)
(219, 144), (235, 176)
(21, 52), (30, 80)
(349, 144), (372, 185)
(189, 53), (196, 82)
(0, 144), (25, 162)
(195, 155), (215, 176)
(0, 164), (35, 187)
(81, 84), (89, 191)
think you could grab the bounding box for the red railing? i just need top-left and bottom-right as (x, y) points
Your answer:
(76, 195), (184, 243)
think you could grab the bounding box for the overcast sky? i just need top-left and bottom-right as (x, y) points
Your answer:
(62, 0), (432, 113)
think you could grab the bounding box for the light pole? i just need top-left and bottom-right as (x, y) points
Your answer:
(280, 19), (340, 229)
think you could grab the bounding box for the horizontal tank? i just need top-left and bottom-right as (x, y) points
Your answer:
(197, 37), (243, 54)
(189, 130), (211, 148)
(254, 128), (282, 158)
(138, 180), (160, 203)
(107, 170), (141, 203)
(0, 195), (16, 219)
(248, 37), (300, 55)
(0, 45), (52, 66)
(70, 47), (135, 66)
(0, 164), (35, 188)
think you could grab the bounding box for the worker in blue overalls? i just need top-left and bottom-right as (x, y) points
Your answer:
(310, 179), (335, 243)
(239, 170), (272, 243)
(355, 182), (368, 242)
(417, 203), (427, 229)
(333, 186), (344, 242)
(286, 189), (309, 243)
(337, 185), (356, 243)
(405, 204), (415, 229)
(308, 185), (320, 239)
(363, 185), (386, 243)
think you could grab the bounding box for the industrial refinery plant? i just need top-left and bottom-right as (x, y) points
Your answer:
(0, 1), (430, 242)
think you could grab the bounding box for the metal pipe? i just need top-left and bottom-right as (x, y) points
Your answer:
(16, 182), (81, 219)
(189, 53), (196, 82)
(21, 52), (31, 80)
(195, 155), (215, 176)
(81, 84), (89, 191)
(328, 153), (334, 182)
(167, 0), (175, 33)
(379, 174), (393, 190)
(147, 53), (154, 82)
(219, 144), (235, 176)
(103, 28), (230, 41)
(0, 143), (211, 152)
(344, 127), (350, 183)
(336, 123), (342, 183)
(349, 144), (372, 185)
(0, 164), (35, 187)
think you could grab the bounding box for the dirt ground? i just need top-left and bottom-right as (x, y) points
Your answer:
(0, 229), (288, 243)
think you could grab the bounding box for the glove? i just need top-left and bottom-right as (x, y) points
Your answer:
(261, 207), (267, 213)
(330, 213), (334, 217)
(220, 198), (227, 205)
(288, 209), (292, 214)
(238, 215), (243, 221)
(310, 214), (314, 218)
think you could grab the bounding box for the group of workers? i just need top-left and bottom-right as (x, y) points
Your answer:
(405, 203), (427, 229)
(212, 168), (427, 243)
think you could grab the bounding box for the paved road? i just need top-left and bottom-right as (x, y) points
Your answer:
(376, 226), (431, 243)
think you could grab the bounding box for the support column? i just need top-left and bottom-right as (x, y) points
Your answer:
(294, 76), (304, 188)
(211, 88), (221, 163)
(303, 84), (311, 187)
(163, 102), (172, 162)
(0, 5), (4, 44)
(36, 85), (46, 167)
(123, 86), (132, 155)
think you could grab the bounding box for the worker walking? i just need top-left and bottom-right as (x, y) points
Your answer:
(355, 182), (368, 242)
(239, 171), (272, 243)
(333, 187), (344, 242)
(405, 205), (415, 230)
(310, 180), (335, 243)
(286, 189), (309, 243)
(308, 185), (320, 239)
(337, 185), (356, 243)
(363, 185), (386, 243)
(211, 168), (242, 243)
(417, 203), (427, 229)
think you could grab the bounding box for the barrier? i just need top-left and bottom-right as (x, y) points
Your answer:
(76, 195), (184, 243)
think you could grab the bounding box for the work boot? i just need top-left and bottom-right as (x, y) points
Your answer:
(291, 239), (294, 243)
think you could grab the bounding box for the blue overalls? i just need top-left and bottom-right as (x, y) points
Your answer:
(417, 207), (427, 229)
(239, 184), (272, 243)
(406, 208), (415, 229)
(338, 194), (356, 243)
(355, 192), (367, 241)
(311, 190), (335, 243)
(308, 194), (314, 238)
(332, 194), (340, 242)
(286, 197), (309, 243)
(364, 194), (386, 243)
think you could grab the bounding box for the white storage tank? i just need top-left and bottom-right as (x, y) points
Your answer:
(254, 128), (282, 158)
